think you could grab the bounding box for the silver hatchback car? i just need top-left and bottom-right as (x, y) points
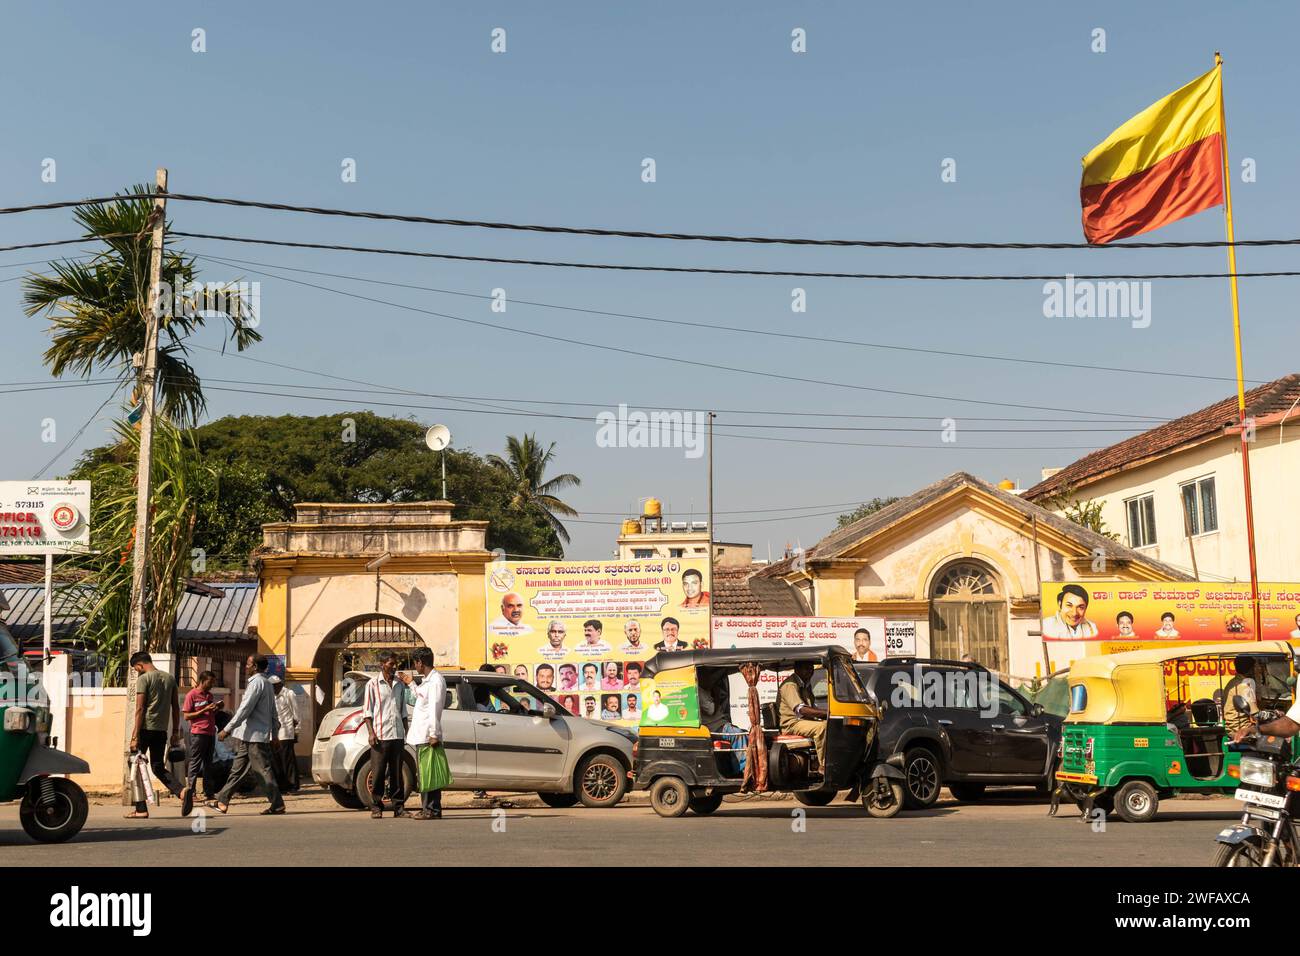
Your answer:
(312, 670), (635, 809)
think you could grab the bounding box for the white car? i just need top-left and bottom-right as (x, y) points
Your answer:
(312, 670), (635, 809)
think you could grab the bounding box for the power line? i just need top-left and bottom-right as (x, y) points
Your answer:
(9, 190), (1300, 249)
(176, 231), (1300, 282)
(192, 251), (1263, 388)
(0, 235), (134, 255)
(34, 382), (126, 478)
(189, 256), (1163, 421)
(200, 383), (1105, 451)
(198, 377), (1143, 434)
(188, 342), (1164, 424)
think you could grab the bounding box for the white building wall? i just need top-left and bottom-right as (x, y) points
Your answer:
(1067, 424), (1300, 582)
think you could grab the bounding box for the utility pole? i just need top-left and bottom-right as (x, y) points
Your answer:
(707, 412), (715, 642)
(121, 168), (168, 804)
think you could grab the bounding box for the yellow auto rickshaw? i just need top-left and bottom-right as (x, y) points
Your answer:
(1055, 640), (1295, 823)
(632, 646), (907, 818)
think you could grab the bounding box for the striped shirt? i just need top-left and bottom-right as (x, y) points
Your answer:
(363, 674), (407, 741)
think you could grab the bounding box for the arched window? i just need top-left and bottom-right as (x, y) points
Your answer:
(931, 562), (999, 599)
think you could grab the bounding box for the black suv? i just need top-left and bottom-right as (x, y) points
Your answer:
(853, 658), (1062, 809)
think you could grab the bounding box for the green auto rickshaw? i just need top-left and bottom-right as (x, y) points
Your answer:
(1, 645), (90, 842)
(1055, 640), (1294, 823)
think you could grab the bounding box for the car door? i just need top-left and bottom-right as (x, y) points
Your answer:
(983, 681), (1051, 777)
(923, 665), (989, 775)
(470, 679), (572, 786)
(435, 679), (477, 783)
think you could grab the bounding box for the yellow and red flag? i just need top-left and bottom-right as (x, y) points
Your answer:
(1081, 66), (1224, 244)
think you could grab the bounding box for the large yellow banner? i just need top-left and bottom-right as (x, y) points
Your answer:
(484, 557), (710, 726)
(1040, 581), (1300, 644)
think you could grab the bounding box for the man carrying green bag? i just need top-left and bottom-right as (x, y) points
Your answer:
(402, 648), (451, 819)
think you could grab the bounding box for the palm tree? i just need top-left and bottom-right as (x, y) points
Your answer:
(22, 184), (260, 425)
(487, 434), (581, 545)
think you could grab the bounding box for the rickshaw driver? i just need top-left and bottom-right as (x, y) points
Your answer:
(1222, 655), (1259, 733)
(778, 662), (828, 769)
(1232, 687), (1300, 742)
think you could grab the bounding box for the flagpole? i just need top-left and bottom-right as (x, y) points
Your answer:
(1214, 52), (1263, 641)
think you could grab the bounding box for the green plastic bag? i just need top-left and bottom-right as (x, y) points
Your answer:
(418, 743), (453, 792)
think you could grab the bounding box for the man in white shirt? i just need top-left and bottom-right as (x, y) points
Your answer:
(361, 652), (408, 818)
(401, 648), (446, 820)
(270, 676), (301, 792)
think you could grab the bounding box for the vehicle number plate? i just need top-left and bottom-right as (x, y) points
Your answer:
(659, 738), (676, 747)
(1235, 788), (1286, 809)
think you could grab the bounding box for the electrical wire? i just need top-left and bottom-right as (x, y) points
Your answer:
(191, 251), (1264, 388)
(187, 342), (1165, 425)
(176, 231), (1300, 282)
(189, 256), (1165, 421)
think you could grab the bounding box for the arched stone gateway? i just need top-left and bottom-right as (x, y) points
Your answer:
(311, 614), (429, 711)
(254, 500), (491, 757)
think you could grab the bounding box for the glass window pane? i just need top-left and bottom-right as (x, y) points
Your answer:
(1127, 499), (1142, 547)
(1200, 478), (1218, 533)
(1181, 483), (1200, 536)
(1142, 496), (1157, 545)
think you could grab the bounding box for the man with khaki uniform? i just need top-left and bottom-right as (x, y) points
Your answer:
(778, 661), (827, 769)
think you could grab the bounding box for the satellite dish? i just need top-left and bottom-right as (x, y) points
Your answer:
(425, 424), (451, 451)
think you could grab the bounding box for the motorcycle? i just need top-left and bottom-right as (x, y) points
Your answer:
(1213, 698), (1299, 867)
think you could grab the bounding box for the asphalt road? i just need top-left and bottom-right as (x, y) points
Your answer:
(0, 787), (1244, 866)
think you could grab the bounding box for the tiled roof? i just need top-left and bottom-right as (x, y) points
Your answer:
(1025, 374), (1300, 502)
(712, 575), (812, 617)
(756, 471), (1193, 582)
(0, 561), (88, 585)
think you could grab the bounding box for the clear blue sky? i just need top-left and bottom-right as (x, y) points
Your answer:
(2, 1), (1297, 559)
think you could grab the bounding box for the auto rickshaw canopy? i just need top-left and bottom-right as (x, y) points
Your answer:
(1064, 640), (1294, 724)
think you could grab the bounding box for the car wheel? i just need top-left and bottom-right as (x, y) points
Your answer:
(948, 782), (986, 802)
(650, 776), (691, 817)
(689, 792), (725, 815)
(538, 792), (579, 809)
(793, 789), (837, 808)
(353, 760), (416, 810)
(19, 778), (89, 843)
(862, 778), (905, 818)
(576, 754), (627, 808)
(1114, 780), (1159, 823)
(903, 749), (942, 809)
(329, 784), (365, 810)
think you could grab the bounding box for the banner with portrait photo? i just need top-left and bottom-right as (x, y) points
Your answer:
(1039, 581), (1300, 644)
(484, 557), (710, 726)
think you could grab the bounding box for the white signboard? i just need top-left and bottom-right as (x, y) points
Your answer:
(711, 615), (887, 661)
(884, 619), (918, 657)
(710, 616), (888, 730)
(0, 481), (91, 554)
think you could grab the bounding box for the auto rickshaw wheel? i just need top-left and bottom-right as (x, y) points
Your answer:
(862, 778), (905, 818)
(1114, 780), (1159, 823)
(688, 791), (725, 815)
(794, 789), (837, 808)
(19, 777), (89, 844)
(649, 776), (691, 818)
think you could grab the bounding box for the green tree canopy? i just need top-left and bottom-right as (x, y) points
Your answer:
(836, 497), (901, 528)
(75, 413), (568, 562)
